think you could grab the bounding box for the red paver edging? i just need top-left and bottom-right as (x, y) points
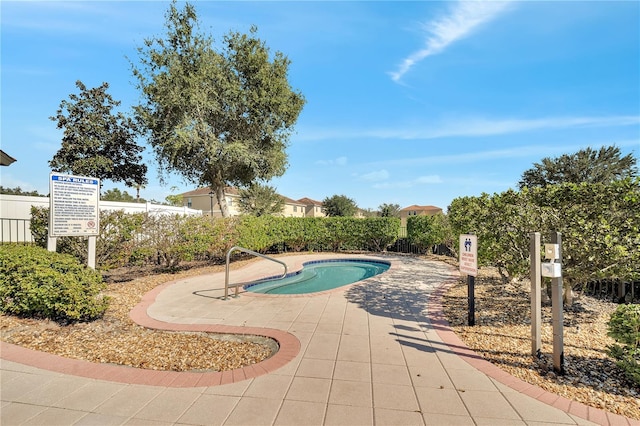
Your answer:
(428, 266), (639, 426)
(1, 276), (301, 388)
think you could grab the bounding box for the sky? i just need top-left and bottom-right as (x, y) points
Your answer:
(1, 0), (639, 212)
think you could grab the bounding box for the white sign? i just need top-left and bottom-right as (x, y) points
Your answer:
(459, 234), (478, 276)
(49, 173), (100, 237)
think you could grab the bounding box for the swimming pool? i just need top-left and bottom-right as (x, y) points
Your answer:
(245, 259), (390, 295)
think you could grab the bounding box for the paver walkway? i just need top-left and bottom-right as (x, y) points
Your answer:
(1, 254), (636, 425)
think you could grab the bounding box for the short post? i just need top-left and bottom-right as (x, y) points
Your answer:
(468, 274), (476, 326)
(47, 236), (57, 252)
(87, 236), (97, 269)
(550, 231), (564, 374)
(530, 232), (542, 358)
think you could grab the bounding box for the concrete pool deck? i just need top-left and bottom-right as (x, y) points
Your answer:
(1, 253), (636, 425)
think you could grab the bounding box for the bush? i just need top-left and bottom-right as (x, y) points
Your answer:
(607, 304), (640, 385)
(0, 244), (109, 321)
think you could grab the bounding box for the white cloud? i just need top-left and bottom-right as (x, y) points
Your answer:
(372, 175), (442, 189)
(296, 115), (640, 142)
(359, 169), (389, 181)
(415, 175), (443, 184)
(316, 156), (348, 166)
(389, 1), (512, 82)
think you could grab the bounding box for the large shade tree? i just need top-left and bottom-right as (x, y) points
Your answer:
(518, 145), (637, 189)
(132, 1), (305, 217)
(49, 81), (147, 189)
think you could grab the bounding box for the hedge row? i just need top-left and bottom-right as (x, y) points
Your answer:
(446, 178), (640, 298)
(30, 207), (400, 269)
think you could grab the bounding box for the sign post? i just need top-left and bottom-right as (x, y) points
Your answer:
(49, 173), (100, 269)
(530, 232), (542, 358)
(459, 234), (478, 326)
(548, 232), (564, 374)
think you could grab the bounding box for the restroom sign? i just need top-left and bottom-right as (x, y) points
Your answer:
(459, 234), (478, 276)
(49, 173), (100, 237)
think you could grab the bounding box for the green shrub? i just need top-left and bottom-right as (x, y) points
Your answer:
(607, 304), (640, 385)
(31, 206), (147, 269)
(407, 215), (435, 253)
(0, 244), (109, 321)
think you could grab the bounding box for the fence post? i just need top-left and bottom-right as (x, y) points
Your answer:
(530, 232), (542, 358)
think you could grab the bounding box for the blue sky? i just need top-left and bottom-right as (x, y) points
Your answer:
(2, 1), (638, 211)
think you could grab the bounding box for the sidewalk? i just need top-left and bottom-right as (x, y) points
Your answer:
(1, 254), (635, 425)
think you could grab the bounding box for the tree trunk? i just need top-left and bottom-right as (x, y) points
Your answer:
(214, 185), (229, 217)
(563, 280), (573, 306)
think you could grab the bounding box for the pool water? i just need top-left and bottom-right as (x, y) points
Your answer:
(245, 259), (390, 295)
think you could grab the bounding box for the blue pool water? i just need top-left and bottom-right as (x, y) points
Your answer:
(245, 259), (390, 295)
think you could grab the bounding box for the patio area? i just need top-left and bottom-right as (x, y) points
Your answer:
(1, 253), (632, 425)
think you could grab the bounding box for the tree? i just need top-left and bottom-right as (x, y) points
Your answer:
(101, 188), (141, 202)
(518, 145), (637, 190)
(132, 1), (305, 217)
(322, 194), (357, 217)
(49, 80), (147, 190)
(0, 186), (43, 197)
(164, 186), (183, 207)
(378, 203), (400, 217)
(238, 183), (284, 216)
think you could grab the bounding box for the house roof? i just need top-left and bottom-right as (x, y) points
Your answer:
(400, 205), (442, 213)
(181, 187), (240, 197)
(281, 195), (306, 206)
(0, 150), (17, 166)
(298, 197), (323, 206)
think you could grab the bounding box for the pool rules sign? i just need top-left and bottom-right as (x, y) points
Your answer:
(49, 173), (100, 237)
(49, 173), (100, 269)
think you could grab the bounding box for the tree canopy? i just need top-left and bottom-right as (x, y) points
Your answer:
(0, 186), (44, 197)
(378, 203), (401, 218)
(132, 1), (305, 217)
(49, 80), (147, 189)
(238, 183), (284, 217)
(518, 145), (637, 190)
(322, 194), (358, 217)
(101, 188), (142, 202)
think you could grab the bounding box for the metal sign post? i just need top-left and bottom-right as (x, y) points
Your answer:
(459, 234), (478, 326)
(549, 232), (565, 374)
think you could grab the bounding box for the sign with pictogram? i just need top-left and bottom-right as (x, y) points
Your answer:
(459, 234), (478, 276)
(49, 173), (100, 237)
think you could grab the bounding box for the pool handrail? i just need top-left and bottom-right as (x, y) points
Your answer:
(224, 246), (288, 300)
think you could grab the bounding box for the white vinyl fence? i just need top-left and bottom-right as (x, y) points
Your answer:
(0, 194), (202, 243)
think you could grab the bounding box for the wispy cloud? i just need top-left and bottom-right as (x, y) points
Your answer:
(389, 1), (511, 82)
(358, 169), (389, 181)
(366, 142), (640, 169)
(316, 156), (348, 166)
(297, 115), (640, 142)
(373, 175), (442, 189)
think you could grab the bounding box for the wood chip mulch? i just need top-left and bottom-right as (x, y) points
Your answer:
(440, 264), (639, 420)
(0, 259), (275, 372)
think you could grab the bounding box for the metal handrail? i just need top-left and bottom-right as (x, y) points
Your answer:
(224, 246), (288, 300)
